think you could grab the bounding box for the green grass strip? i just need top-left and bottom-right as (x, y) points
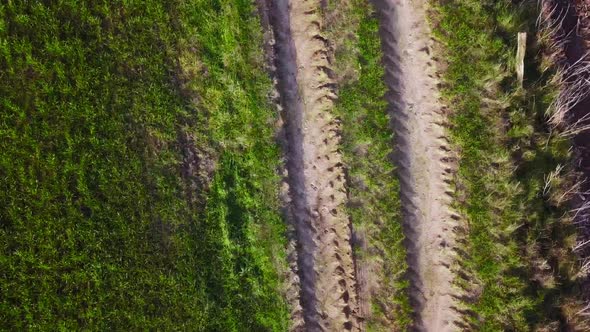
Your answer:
(327, 1), (412, 330)
(431, 0), (575, 330)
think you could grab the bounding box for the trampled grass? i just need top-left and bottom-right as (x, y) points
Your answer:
(0, 0), (288, 330)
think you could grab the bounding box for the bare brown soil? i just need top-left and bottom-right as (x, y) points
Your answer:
(373, 0), (461, 330)
(265, 0), (362, 330)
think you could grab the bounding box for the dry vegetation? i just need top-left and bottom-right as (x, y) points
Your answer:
(323, 0), (413, 330)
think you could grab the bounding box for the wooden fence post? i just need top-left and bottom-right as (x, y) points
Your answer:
(516, 32), (527, 88)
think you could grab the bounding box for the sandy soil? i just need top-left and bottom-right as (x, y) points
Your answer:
(267, 0), (362, 330)
(373, 0), (461, 330)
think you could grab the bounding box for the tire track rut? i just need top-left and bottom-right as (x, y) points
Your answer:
(373, 0), (461, 330)
(267, 0), (362, 331)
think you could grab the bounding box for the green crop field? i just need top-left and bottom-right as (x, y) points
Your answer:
(0, 1), (288, 330)
(0, 0), (588, 330)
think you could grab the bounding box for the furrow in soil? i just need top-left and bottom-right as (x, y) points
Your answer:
(373, 0), (461, 330)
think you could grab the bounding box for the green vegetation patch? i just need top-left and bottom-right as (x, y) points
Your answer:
(324, 1), (412, 330)
(431, 0), (579, 330)
(0, 0), (288, 330)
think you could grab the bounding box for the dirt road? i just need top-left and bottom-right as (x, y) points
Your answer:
(267, 0), (362, 330)
(373, 0), (460, 330)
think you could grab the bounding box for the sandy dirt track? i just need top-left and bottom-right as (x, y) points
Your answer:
(264, 0), (460, 330)
(373, 0), (460, 330)
(267, 0), (362, 330)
